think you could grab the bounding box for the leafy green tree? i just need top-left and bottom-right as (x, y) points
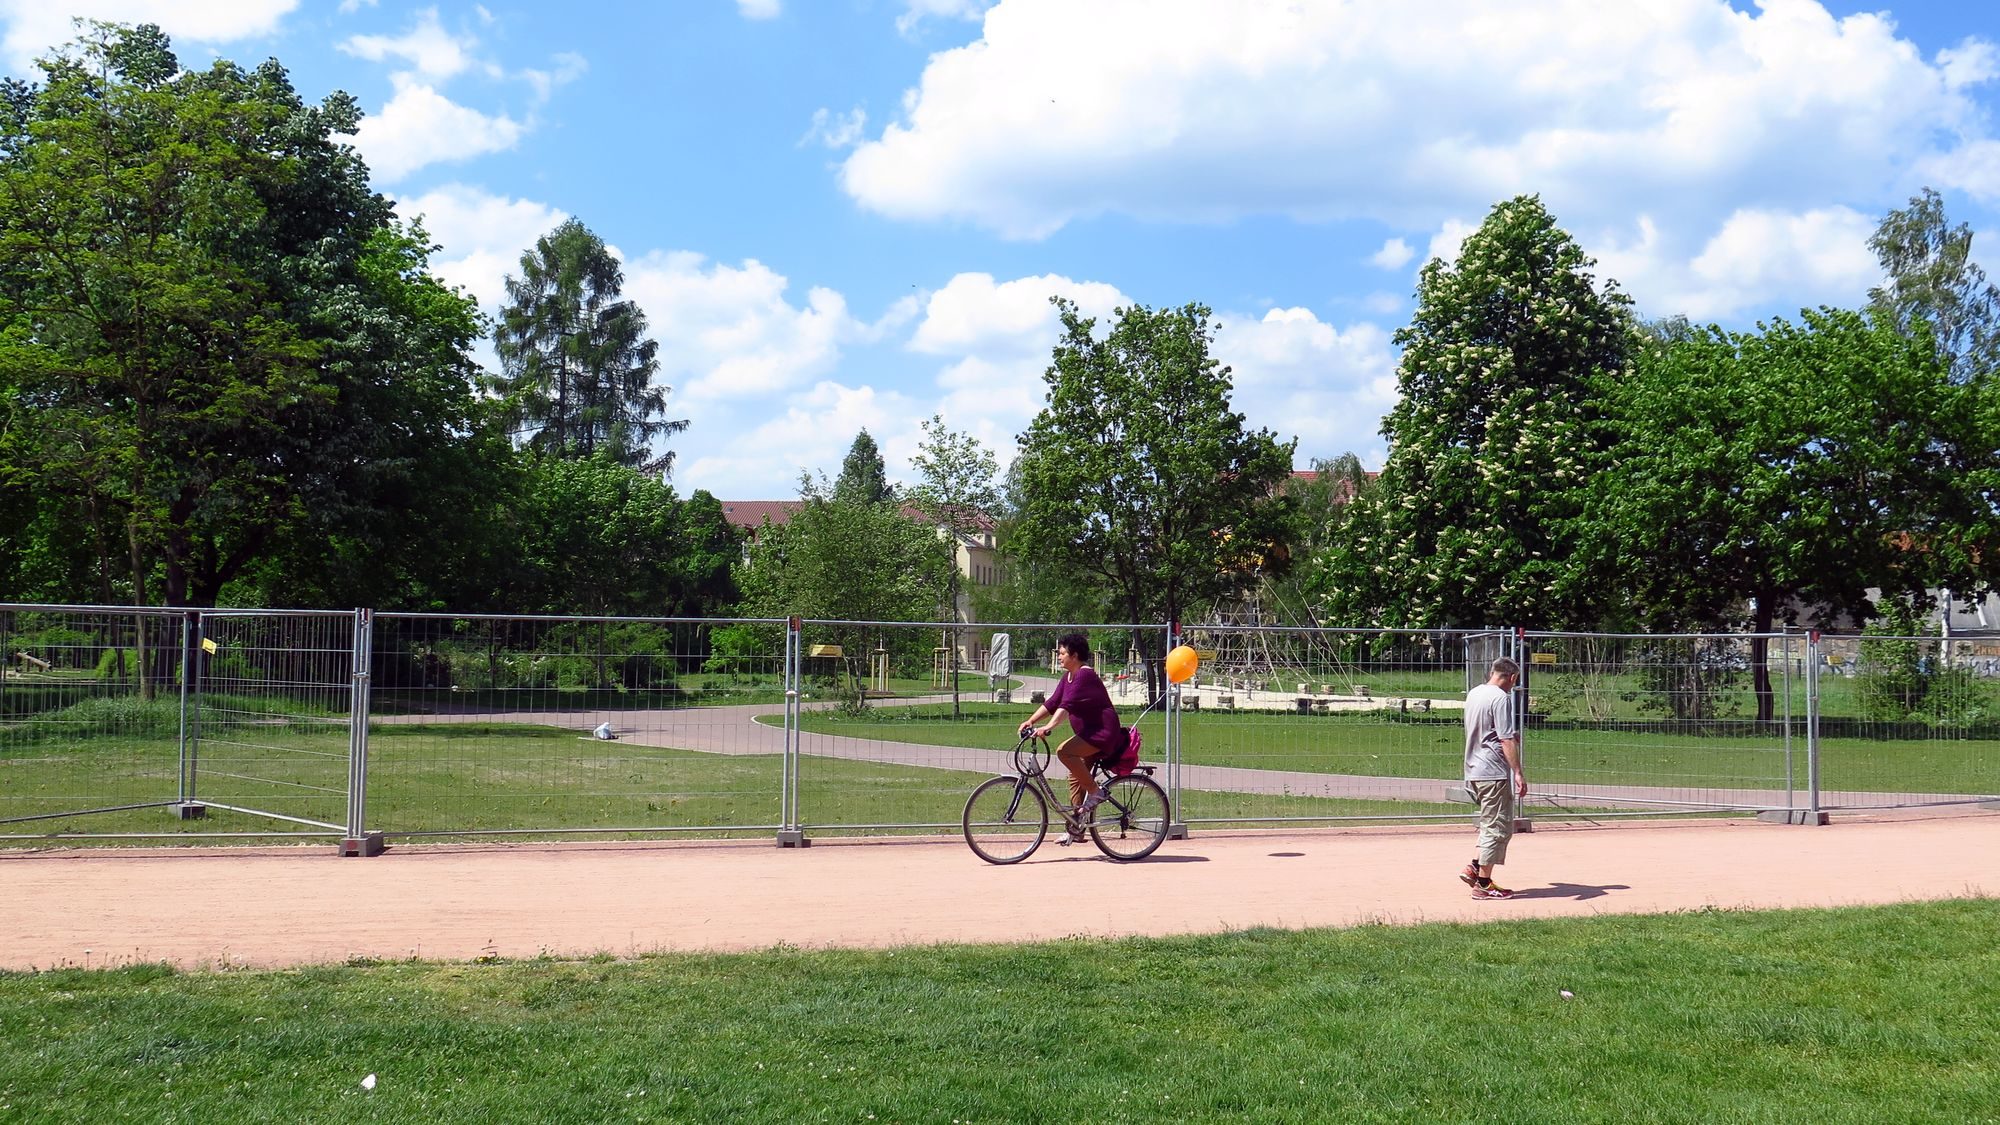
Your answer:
(735, 474), (948, 707)
(0, 23), (496, 612)
(972, 458), (1110, 627)
(1869, 188), (2000, 383)
(1013, 299), (1295, 693)
(511, 455), (740, 617)
(906, 414), (1001, 715)
(1594, 308), (1958, 719)
(833, 429), (895, 505)
(1323, 195), (1633, 629)
(494, 218), (687, 470)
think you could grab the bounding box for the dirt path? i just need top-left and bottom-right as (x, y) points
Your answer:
(3, 809), (1992, 971)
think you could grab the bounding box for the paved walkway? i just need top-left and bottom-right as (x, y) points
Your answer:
(2, 809), (1991, 971)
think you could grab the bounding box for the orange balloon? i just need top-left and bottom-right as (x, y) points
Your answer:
(1166, 645), (1199, 684)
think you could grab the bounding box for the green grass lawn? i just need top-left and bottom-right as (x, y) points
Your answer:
(8, 690), (1994, 847)
(793, 706), (2000, 795)
(1, 899), (1994, 1123)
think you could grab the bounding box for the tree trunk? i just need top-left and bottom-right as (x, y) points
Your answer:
(1752, 596), (1775, 723)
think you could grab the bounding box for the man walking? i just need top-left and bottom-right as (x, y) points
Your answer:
(1461, 656), (1526, 899)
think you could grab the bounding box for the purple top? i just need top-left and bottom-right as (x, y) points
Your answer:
(1045, 665), (1123, 755)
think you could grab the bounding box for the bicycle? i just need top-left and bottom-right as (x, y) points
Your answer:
(961, 733), (1171, 864)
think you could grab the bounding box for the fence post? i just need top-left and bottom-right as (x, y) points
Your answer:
(1510, 626), (1534, 834)
(777, 617), (809, 847)
(173, 610), (206, 820)
(1165, 621), (1189, 840)
(1805, 630), (1825, 824)
(340, 608), (384, 856)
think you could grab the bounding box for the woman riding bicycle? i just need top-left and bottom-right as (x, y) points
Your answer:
(1017, 632), (1122, 839)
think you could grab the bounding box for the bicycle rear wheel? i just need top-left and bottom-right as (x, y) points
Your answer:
(963, 776), (1048, 864)
(1088, 774), (1170, 861)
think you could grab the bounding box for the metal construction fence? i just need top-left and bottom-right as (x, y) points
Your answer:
(3, 603), (1996, 852)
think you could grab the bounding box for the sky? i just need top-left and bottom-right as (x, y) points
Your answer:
(6, 0), (2000, 500)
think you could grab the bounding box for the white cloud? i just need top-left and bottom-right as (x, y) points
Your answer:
(682, 382), (923, 498)
(908, 272), (1125, 355)
(354, 76), (525, 183)
(1, 0), (297, 70)
(1369, 238), (1414, 270)
(897, 0), (991, 35)
(392, 184), (567, 308)
(1211, 307), (1397, 465)
(339, 7), (470, 81)
(839, 0), (1996, 246)
(1424, 218), (1476, 268)
(520, 51), (587, 104)
(736, 0), (780, 20)
(801, 106), (867, 150)
(339, 0), (379, 12)
(621, 252), (868, 404)
(1589, 206), (1881, 321)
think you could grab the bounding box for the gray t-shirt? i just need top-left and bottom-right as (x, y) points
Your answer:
(1463, 681), (1517, 781)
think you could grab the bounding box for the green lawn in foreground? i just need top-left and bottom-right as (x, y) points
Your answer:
(1, 899), (1994, 1123)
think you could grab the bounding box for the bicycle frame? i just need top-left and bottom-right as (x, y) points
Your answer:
(962, 734), (1169, 864)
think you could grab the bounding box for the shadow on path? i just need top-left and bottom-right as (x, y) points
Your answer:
(1510, 881), (1631, 901)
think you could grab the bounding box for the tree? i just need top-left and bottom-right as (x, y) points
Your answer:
(0, 23), (496, 614)
(906, 414), (1001, 715)
(1869, 188), (2000, 383)
(1282, 453), (1372, 626)
(1013, 299), (1295, 696)
(1593, 308), (1960, 719)
(494, 218), (687, 470)
(509, 456), (739, 617)
(833, 429), (895, 506)
(735, 473), (949, 707)
(1324, 195), (1633, 629)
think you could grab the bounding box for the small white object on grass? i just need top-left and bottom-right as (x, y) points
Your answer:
(593, 722), (615, 740)
(1559, 990), (1574, 999)
(361, 1074), (377, 1090)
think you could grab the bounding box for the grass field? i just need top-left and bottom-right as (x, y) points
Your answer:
(7, 685), (1995, 846)
(794, 705), (2000, 795)
(1, 899), (1994, 1122)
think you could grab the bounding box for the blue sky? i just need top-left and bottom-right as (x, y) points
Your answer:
(6, 0), (2000, 499)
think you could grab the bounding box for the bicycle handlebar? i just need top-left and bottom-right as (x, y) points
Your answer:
(1012, 732), (1051, 777)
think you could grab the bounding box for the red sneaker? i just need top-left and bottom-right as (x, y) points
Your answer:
(1458, 863), (1480, 888)
(1469, 883), (1514, 900)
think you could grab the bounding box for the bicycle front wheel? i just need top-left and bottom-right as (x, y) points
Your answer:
(1088, 774), (1170, 861)
(963, 776), (1048, 864)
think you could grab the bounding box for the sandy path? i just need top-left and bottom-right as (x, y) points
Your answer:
(2, 809), (1992, 971)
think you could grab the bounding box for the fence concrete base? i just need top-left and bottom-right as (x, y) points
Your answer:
(775, 829), (811, 848)
(173, 803), (207, 820)
(1756, 809), (1831, 825)
(338, 832), (386, 857)
(1167, 821), (1190, 840)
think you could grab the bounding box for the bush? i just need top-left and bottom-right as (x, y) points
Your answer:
(95, 648), (139, 682)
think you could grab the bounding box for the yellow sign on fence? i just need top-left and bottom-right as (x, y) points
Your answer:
(807, 644), (844, 658)
(1529, 652), (1557, 665)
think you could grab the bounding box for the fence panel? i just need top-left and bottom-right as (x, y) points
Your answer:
(1810, 632), (2000, 810)
(189, 610), (357, 834)
(0, 605), (196, 839)
(1519, 632), (1804, 817)
(364, 613), (792, 839)
(1163, 624), (1497, 826)
(791, 621), (1174, 833)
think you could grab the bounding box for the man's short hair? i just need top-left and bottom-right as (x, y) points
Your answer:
(1491, 657), (1521, 679)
